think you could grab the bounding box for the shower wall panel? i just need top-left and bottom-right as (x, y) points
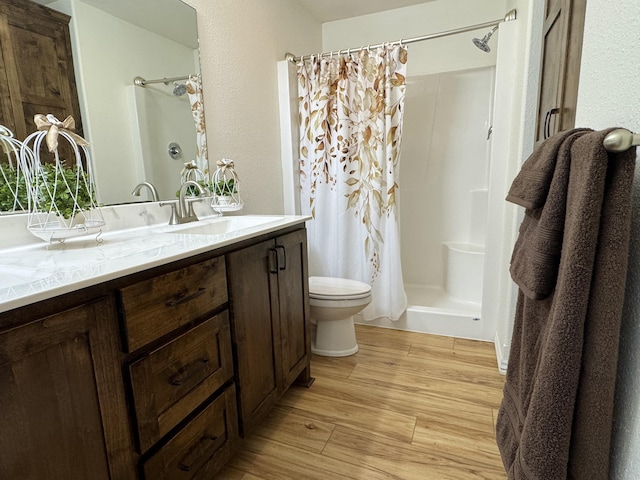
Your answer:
(400, 67), (495, 290)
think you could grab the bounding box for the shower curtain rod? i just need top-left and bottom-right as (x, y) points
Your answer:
(133, 75), (192, 87)
(286, 8), (517, 63)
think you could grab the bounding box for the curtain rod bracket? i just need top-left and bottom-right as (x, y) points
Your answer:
(504, 8), (517, 22)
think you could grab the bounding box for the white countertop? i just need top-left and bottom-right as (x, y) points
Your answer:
(0, 213), (310, 314)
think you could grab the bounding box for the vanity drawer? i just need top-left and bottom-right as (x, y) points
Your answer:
(129, 311), (233, 453)
(142, 384), (239, 480)
(119, 256), (227, 351)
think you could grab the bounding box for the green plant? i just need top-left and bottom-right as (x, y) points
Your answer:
(36, 163), (96, 219)
(214, 178), (237, 196)
(0, 163), (28, 211)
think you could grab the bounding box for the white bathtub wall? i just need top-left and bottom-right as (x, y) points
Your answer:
(400, 67), (494, 289)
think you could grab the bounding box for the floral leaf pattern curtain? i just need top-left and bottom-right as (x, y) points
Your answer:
(298, 45), (408, 321)
(186, 74), (208, 175)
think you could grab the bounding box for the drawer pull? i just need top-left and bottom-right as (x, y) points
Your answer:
(165, 287), (207, 307)
(170, 358), (210, 386)
(179, 434), (218, 472)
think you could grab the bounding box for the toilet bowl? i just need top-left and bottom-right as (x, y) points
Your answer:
(309, 276), (372, 357)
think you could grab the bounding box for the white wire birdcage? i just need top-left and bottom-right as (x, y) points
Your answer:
(211, 158), (242, 212)
(180, 159), (209, 197)
(0, 125), (29, 212)
(20, 114), (105, 243)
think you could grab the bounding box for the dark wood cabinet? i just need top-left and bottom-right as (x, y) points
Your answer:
(0, 297), (135, 480)
(0, 0), (83, 141)
(119, 255), (240, 478)
(227, 229), (312, 436)
(0, 224), (311, 478)
(276, 229), (313, 390)
(535, 0), (587, 143)
(128, 312), (234, 453)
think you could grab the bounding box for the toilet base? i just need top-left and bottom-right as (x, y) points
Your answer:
(311, 342), (359, 357)
(311, 315), (359, 357)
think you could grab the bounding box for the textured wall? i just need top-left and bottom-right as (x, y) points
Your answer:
(182, 0), (321, 214)
(575, 0), (640, 477)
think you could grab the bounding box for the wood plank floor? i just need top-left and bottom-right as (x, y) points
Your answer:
(218, 324), (507, 479)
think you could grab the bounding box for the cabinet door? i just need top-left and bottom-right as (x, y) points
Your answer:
(275, 229), (312, 390)
(0, 298), (135, 480)
(535, 0), (586, 143)
(226, 239), (281, 436)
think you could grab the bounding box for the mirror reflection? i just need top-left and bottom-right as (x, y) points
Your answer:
(0, 0), (203, 211)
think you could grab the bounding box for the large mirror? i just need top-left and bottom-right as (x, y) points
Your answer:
(9, 0), (203, 207)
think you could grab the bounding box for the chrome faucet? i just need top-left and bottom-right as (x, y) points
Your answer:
(131, 181), (159, 202)
(160, 180), (205, 225)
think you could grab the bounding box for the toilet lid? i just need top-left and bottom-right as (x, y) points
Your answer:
(309, 276), (372, 300)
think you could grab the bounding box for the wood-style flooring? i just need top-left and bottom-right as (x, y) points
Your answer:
(218, 324), (507, 479)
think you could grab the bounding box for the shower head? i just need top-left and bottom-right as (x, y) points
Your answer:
(472, 25), (499, 53)
(172, 82), (187, 96)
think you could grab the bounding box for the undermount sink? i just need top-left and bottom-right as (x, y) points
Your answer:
(0, 265), (52, 289)
(161, 215), (284, 236)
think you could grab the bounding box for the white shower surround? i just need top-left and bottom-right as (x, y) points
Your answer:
(367, 67), (494, 339)
(322, 1), (506, 339)
(278, 0), (509, 340)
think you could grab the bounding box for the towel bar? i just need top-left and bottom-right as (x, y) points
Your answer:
(603, 129), (640, 153)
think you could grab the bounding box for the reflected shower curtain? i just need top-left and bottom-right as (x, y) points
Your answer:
(186, 74), (208, 175)
(297, 45), (408, 321)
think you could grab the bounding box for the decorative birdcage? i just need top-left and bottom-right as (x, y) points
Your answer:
(0, 125), (29, 212)
(179, 159), (209, 197)
(211, 158), (242, 212)
(20, 114), (104, 243)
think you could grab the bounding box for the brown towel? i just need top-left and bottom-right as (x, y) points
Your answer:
(496, 128), (635, 480)
(508, 129), (590, 300)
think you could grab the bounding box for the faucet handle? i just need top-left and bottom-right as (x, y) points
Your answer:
(159, 200), (179, 225)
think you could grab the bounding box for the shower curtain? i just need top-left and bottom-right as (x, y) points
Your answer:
(186, 74), (208, 175)
(297, 45), (408, 321)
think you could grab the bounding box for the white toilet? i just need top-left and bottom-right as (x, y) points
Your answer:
(309, 276), (372, 357)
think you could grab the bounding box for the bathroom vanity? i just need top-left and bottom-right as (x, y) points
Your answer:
(0, 213), (312, 479)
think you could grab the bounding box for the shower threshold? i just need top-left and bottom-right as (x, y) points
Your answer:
(405, 284), (480, 316)
(356, 284), (486, 340)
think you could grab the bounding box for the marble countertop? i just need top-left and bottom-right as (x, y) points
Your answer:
(0, 213), (310, 314)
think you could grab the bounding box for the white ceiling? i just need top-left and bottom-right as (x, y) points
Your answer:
(296, 0), (437, 23)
